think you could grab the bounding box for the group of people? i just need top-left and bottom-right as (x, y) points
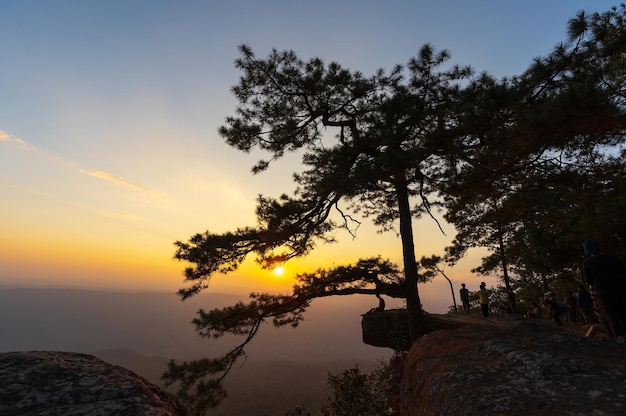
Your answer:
(540, 284), (596, 327)
(547, 238), (626, 337)
(459, 282), (490, 317)
(457, 238), (626, 338)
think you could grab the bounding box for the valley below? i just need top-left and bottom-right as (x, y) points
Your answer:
(0, 288), (395, 415)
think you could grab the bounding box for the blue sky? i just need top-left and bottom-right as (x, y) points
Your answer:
(0, 0), (618, 311)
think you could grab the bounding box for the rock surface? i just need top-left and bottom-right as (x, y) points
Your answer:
(361, 309), (412, 350)
(361, 309), (459, 351)
(0, 351), (186, 416)
(394, 314), (626, 416)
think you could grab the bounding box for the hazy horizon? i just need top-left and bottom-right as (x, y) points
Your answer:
(0, 287), (405, 360)
(0, 281), (454, 314)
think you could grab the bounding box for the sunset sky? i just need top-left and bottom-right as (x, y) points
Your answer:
(0, 1), (616, 312)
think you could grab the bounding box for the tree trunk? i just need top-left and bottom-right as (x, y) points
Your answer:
(395, 173), (424, 342)
(497, 224), (516, 313)
(438, 268), (458, 313)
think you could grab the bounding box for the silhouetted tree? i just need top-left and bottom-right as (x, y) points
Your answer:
(164, 44), (472, 413)
(419, 255), (457, 312)
(165, 7), (626, 413)
(440, 5), (626, 307)
(323, 360), (394, 416)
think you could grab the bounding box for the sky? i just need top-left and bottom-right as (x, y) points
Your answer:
(0, 0), (618, 313)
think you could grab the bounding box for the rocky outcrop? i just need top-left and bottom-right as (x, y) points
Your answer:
(0, 351), (186, 416)
(393, 314), (626, 416)
(362, 309), (411, 350)
(361, 309), (460, 351)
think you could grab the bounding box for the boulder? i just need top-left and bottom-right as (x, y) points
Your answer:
(393, 314), (626, 416)
(0, 351), (186, 416)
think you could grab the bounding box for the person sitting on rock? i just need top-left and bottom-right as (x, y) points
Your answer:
(375, 293), (385, 312)
(366, 293), (386, 313)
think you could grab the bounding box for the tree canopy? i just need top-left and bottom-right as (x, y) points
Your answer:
(441, 5), (626, 305)
(164, 5), (626, 414)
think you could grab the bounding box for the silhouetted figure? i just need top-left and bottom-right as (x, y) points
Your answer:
(582, 238), (626, 337)
(374, 293), (385, 312)
(544, 291), (568, 326)
(477, 282), (489, 317)
(366, 293), (385, 314)
(459, 283), (470, 315)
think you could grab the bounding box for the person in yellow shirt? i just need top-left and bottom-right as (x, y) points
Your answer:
(477, 282), (490, 317)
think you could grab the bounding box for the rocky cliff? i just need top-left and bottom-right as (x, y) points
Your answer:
(393, 314), (626, 416)
(0, 351), (186, 416)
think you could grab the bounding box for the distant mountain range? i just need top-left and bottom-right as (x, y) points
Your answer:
(0, 288), (394, 415)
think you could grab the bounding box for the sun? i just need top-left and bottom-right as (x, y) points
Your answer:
(272, 266), (285, 276)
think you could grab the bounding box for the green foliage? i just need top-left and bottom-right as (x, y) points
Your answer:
(322, 360), (395, 416)
(284, 359), (396, 416)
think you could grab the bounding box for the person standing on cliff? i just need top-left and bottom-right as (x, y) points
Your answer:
(477, 282), (489, 317)
(459, 283), (471, 315)
(582, 238), (626, 337)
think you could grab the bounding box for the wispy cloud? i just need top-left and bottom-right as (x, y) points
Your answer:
(80, 169), (147, 191)
(14, 138), (36, 151)
(0, 130), (36, 151)
(1, 128), (148, 192)
(0, 130), (38, 152)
